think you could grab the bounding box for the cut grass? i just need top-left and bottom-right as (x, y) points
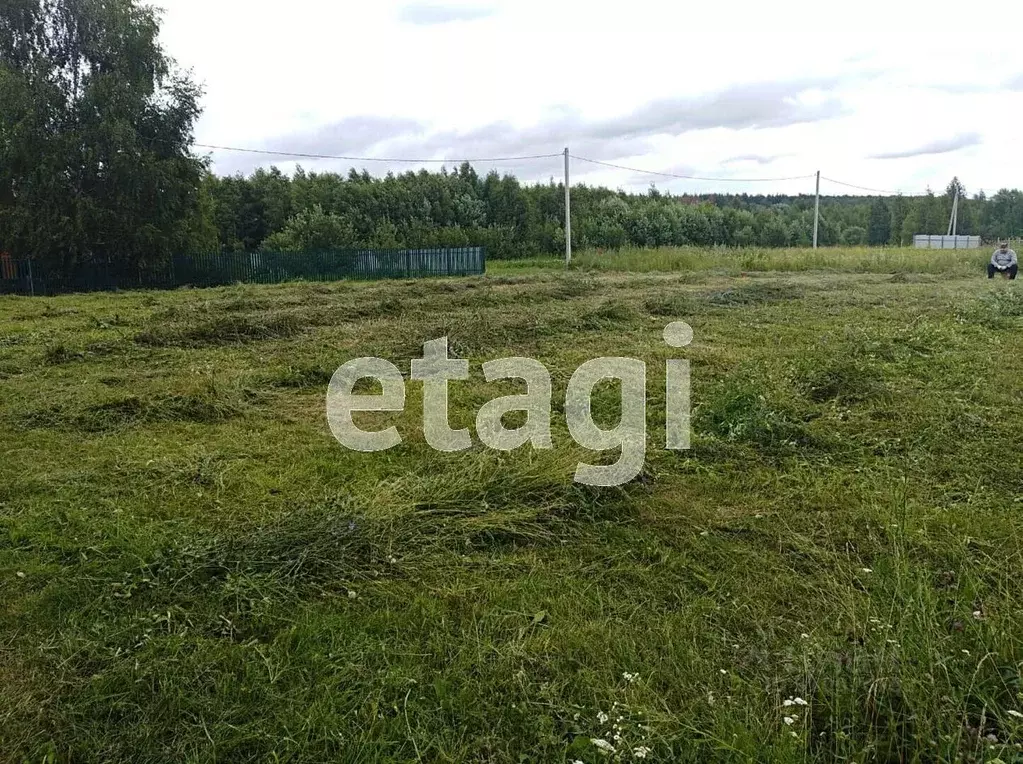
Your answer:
(1, 250), (1022, 762)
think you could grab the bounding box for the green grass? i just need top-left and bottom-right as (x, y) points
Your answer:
(2, 248), (1023, 762)
(560, 245), (991, 276)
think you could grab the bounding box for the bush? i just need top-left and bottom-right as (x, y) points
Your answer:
(840, 226), (867, 246)
(262, 205), (357, 252)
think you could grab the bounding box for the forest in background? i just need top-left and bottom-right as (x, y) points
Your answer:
(4, 0), (1023, 272)
(203, 167), (1023, 259)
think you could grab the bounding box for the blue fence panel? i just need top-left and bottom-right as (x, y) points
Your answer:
(0, 247), (486, 296)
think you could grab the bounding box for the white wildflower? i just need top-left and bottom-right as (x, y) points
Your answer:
(633, 746), (652, 759)
(597, 711), (609, 725)
(790, 731), (799, 738)
(973, 611), (983, 620)
(783, 699), (795, 707)
(347, 590), (357, 599)
(794, 697), (808, 706)
(860, 568), (873, 574)
(16, 571), (25, 578)
(591, 738), (616, 754)
(986, 733), (999, 743)
(623, 672), (638, 683)
(719, 669), (727, 675)
(1008, 710), (1023, 719)
(800, 633), (810, 639)
(784, 716), (797, 726)
(572, 760), (585, 764)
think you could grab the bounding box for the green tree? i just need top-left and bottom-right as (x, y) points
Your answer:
(187, 160), (1023, 259)
(889, 195), (909, 245)
(250, 167), (295, 237)
(841, 226), (867, 246)
(0, 0), (207, 271)
(262, 205), (356, 251)
(945, 177), (966, 202)
(901, 190), (943, 242)
(984, 190), (1023, 239)
(867, 198), (891, 245)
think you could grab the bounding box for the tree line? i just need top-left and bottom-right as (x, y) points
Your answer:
(204, 169), (1023, 259)
(4, 0), (1023, 274)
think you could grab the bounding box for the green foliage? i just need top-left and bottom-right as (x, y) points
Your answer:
(840, 226), (867, 246)
(696, 375), (815, 451)
(0, 0), (207, 270)
(198, 165), (1023, 260)
(570, 246), (985, 275)
(867, 199), (891, 245)
(262, 205), (357, 252)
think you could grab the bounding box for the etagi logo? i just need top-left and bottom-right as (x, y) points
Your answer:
(326, 321), (693, 487)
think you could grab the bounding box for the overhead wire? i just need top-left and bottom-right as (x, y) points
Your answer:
(190, 141), (562, 164)
(188, 140), (939, 195)
(820, 176), (925, 196)
(570, 154), (816, 183)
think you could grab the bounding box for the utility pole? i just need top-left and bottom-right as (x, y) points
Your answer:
(564, 147), (572, 265)
(812, 171), (821, 250)
(947, 186), (960, 237)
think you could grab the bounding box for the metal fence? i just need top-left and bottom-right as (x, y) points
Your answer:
(912, 235), (982, 250)
(0, 247), (486, 296)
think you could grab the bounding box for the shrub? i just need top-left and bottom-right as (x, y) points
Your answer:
(840, 226), (867, 246)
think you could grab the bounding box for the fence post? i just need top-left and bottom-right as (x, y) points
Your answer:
(27, 258), (35, 297)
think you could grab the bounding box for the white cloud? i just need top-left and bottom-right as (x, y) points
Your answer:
(156, 0), (1023, 195)
(869, 133), (983, 161)
(397, 3), (497, 25)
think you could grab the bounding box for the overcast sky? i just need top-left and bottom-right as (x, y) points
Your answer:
(158, 0), (1023, 196)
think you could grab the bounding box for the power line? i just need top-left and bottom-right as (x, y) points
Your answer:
(191, 142), (562, 164)
(820, 176), (917, 196)
(189, 140), (938, 195)
(573, 155), (934, 196)
(569, 154), (816, 183)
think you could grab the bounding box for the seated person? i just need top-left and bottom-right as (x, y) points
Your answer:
(988, 242), (1018, 279)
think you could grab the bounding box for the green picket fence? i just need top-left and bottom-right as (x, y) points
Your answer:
(0, 247), (486, 296)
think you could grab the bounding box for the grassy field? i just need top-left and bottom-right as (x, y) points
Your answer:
(562, 245), (993, 276)
(2, 247), (1023, 762)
